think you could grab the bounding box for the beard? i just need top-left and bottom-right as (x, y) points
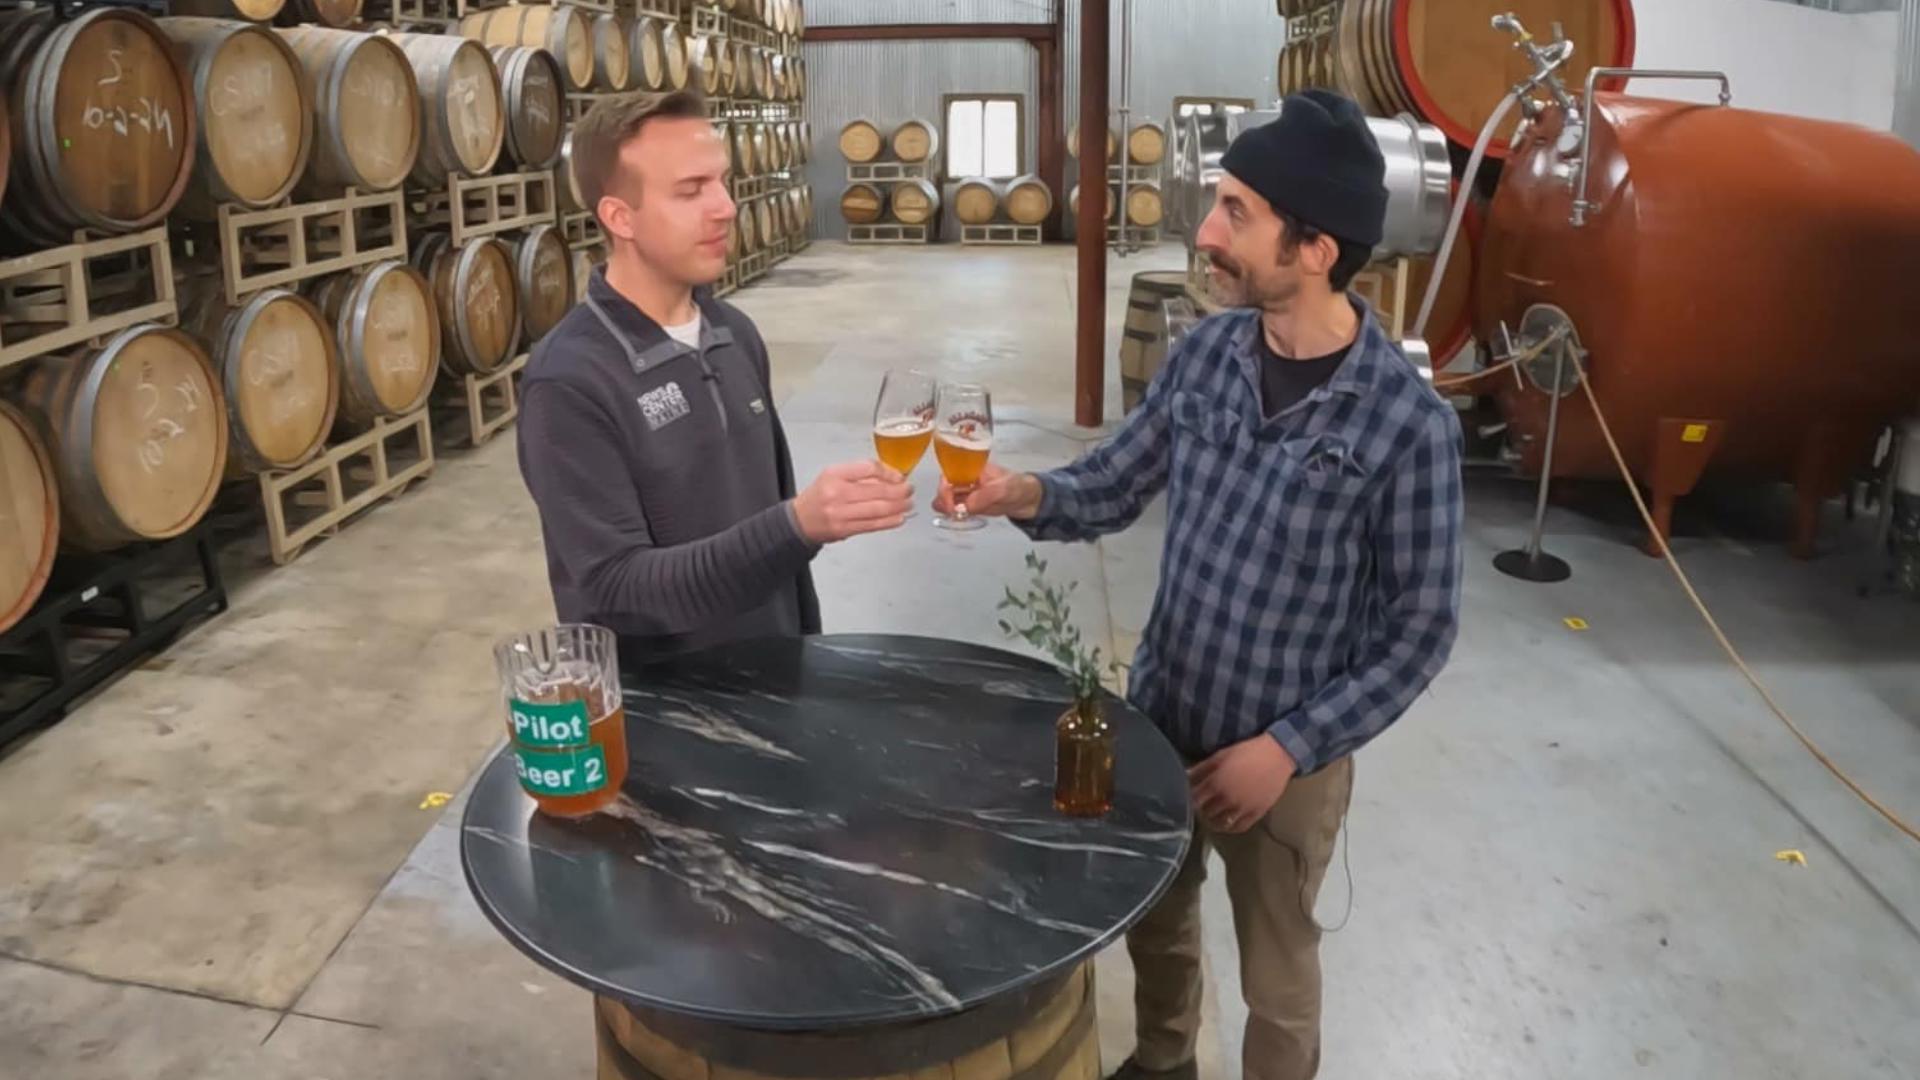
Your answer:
(1206, 248), (1300, 309)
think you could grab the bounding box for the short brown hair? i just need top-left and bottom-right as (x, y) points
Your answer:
(570, 89), (709, 211)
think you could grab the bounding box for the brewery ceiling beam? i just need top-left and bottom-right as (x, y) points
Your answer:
(1075, 0), (1109, 427)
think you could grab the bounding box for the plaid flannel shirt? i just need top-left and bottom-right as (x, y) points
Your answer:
(1019, 298), (1463, 771)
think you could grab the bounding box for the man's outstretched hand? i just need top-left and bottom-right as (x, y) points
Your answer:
(792, 461), (914, 543)
(932, 464), (1044, 521)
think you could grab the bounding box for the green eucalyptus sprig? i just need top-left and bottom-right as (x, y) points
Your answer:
(997, 552), (1123, 708)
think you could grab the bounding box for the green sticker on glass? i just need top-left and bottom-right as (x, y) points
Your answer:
(514, 744), (610, 796)
(509, 698), (591, 748)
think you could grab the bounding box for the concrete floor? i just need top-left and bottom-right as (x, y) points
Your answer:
(2, 241), (1918, 1080)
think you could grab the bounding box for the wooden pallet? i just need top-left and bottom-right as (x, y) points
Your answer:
(413, 171), (557, 247)
(0, 228), (177, 370)
(561, 211), (603, 250)
(0, 523), (227, 751)
(191, 188), (408, 306)
(1107, 163), (1162, 181)
(735, 249), (770, 284)
(960, 223), (1043, 246)
(1107, 224), (1162, 246)
(259, 410), (435, 565)
(848, 223), (931, 245)
(690, 2), (725, 36)
(848, 161), (933, 183)
(629, 0), (682, 16)
(435, 352), (528, 447)
(566, 92), (610, 125)
(731, 174), (778, 200)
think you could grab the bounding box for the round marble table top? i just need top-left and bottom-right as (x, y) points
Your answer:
(461, 633), (1191, 1031)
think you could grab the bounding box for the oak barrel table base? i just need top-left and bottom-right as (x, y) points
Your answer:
(595, 965), (1098, 1080)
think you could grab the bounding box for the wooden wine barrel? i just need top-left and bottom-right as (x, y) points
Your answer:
(800, 184), (812, 230)
(1334, 0), (1634, 156)
(953, 178), (999, 225)
(749, 124), (770, 174)
(630, 15), (666, 90)
(685, 35), (723, 96)
(889, 178), (939, 226)
(491, 45), (564, 170)
(1069, 184), (1116, 223)
(840, 183), (882, 225)
(168, 0), (288, 22)
(661, 23), (690, 90)
(732, 123), (758, 176)
(1127, 122), (1166, 166)
(460, 4), (594, 93)
(753, 49), (773, 102)
(182, 284), (340, 475)
(590, 13), (631, 91)
(838, 119), (882, 164)
(556, 128), (586, 212)
(570, 243), (602, 304)
(1067, 125), (1117, 162)
(280, 26), (421, 195)
(736, 207), (759, 254)
(891, 119), (938, 164)
(390, 33), (505, 187)
(1003, 175), (1052, 225)
(791, 56), (806, 97)
(512, 223), (573, 347)
(1124, 182), (1164, 228)
(160, 17), (313, 219)
(0, 8), (196, 250)
(413, 234), (520, 378)
(716, 38), (738, 96)
(0, 401), (58, 634)
(595, 965), (1097, 1080)
(726, 217), (741, 262)
(307, 261), (439, 432)
(768, 53), (787, 101)
(796, 121), (811, 163)
(755, 199), (776, 249)
(277, 0), (361, 29)
(17, 326), (228, 552)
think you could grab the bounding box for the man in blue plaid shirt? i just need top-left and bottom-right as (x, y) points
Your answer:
(938, 92), (1463, 1080)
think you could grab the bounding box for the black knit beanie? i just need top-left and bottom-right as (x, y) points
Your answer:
(1221, 90), (1388, 249)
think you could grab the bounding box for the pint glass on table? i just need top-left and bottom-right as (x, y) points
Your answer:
(494, 624), (628, 817)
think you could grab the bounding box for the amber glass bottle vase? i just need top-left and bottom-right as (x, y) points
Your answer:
(1054, 699), (1115, 817)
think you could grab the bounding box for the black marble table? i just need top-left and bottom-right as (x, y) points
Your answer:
(461, 633), (1191, 1034)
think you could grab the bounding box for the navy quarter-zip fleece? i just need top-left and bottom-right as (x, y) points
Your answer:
(517, 268), (822, 658)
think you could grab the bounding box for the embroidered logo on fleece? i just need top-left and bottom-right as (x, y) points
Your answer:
(637, 382), (692, 431)
(748, 398), (766, 415)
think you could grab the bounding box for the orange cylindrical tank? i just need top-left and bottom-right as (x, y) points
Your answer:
(1476, 93), (1920, 548)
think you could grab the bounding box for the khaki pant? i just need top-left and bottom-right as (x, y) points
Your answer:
(1126, 755), (1354, 1080)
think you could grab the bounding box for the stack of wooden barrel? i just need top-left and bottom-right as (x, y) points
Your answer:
(1068, 121), (1166, 236)
(837, 118), (940, 240)
(0, 0), (589, 640)
(1269, 0), (1637, 370)
(709, 0), (812, 285)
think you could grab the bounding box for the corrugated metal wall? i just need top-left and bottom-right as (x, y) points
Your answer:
(802, 40), (1039, 237)
(1898, 0), (1920, 145)
(802, 0), (1286, 237)
(809, 0), (1050, 25)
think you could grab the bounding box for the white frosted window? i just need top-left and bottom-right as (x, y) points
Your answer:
(946, 97), (1022, 180)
